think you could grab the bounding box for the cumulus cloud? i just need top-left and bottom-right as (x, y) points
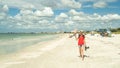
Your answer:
(69, 9), (85, 16)
(78, 0), (117, 2)
(13, 8), (54, 25)
(69, 9), (79, 15)
(59, 13), (68, 18)
(20, 9), (33, 15)
(1, 0), (118, 10)
(2, 7), (54, 30)
(55, 13), (68, 22)
(2, 0), (82, 9)
(78, 0), (117, 8)
(0, 5), (8, 21)
(1, 7), (120, 32)
(2, 0), (36, 9)
(2, 5), (9, 12)
(34, 7), (54, 17)
(54, 10), (120, 30)
(61, 0), (82, 8)
(64, 20), (75, 27)
(72, 15), (89, 22)
(0, 12), (6, 20)
(101, 14), (120, 21)
(93, 1), (107, 8)
(0, 0), (120, 32)
(71, 12), (120, 22)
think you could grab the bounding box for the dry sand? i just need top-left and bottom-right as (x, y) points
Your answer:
(1, 34), (120, 68)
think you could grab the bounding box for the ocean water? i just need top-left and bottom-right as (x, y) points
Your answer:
(0, 33), (59, 55)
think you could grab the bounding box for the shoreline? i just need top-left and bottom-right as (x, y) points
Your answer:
(0, 34), (67, 68)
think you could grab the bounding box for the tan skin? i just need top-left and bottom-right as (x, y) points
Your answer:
(79, 45), (84, 60)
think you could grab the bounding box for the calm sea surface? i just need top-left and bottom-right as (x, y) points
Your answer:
(0, 33), (59, 55)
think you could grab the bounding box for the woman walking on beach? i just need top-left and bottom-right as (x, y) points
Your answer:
(77, 31), (85, 60)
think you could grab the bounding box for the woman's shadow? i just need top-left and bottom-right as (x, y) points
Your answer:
(78, 55), (90, 58)
(84, 55), (90, 58)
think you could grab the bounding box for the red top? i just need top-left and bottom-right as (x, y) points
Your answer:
(78, 35), (85, 45)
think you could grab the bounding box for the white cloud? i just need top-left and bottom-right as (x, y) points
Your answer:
(65, 20), (74, 26)
(59, 13), (68, 18)
(16, 23), (22, 26)
(77, 0), (117, 8)
(0, 12), (6, 20)
(9, 9), (120, 31)
(7, 7), (54, 30)
(69, 9), (84, 16)
(34, 10), (42, 16)
(20, 9), (33, 15)
(2, 0), (36, 9)
(55, 13), (68, 22)
(0, 0), (120, 32)
(87, 13), (102, 20)
(72, 16), (82, 21)
(72, 15), (89, 22)
(34, 7), (54, 17)
(1, 0), (118, 10)
(101, 14), (120, 21)
(14, 14), (22, 20)
(93, 1), (107, 8)
(42, 7), (54, 16)
(0, 5), (8, 20)
(61, 0), (82, 8)
(2, 5), (9, 12)
(69, 9), (79, 15)
(38, 20), (49, 24)
(2, 0), (82, 9)
(77, 0), (117, 2)
(68, 9), (120, 23)
(22, 4), (35, 9)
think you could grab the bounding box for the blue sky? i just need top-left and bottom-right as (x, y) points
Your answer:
(0, 0), (120, 32)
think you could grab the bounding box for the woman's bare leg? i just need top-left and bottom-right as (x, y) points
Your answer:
(80, 46), (84, 60)
(79, 47), (82, 57)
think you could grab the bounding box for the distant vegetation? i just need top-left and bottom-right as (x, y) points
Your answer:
(0, 28), (120, 34)
(110, 28), (120, 34)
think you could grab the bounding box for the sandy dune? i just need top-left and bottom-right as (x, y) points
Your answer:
(1, 34), (120, 68)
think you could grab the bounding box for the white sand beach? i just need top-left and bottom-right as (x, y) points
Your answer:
(0, 34), (120, 68)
